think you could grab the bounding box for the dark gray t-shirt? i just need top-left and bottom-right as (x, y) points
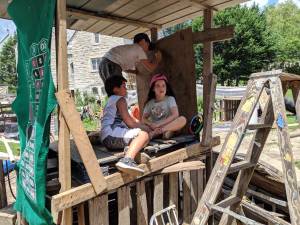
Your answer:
(143, 96), (177, 122)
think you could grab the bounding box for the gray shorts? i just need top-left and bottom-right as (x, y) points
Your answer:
(102, 127), (141, 150)
(99, 57), (122, 83)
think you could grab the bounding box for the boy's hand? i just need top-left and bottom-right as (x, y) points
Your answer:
(149, 123), (160, 130)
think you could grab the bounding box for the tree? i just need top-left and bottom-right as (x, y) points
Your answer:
(266, 0), (300, 74)
(0, 35), (17, 90)
(192, 5), (277, 85)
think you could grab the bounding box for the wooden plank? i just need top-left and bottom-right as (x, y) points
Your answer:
(153, 175), (164, 213)
(51, 140), (220, 215)
(88, 194), (109, 225)
(191, 169), (198, 217)
(118, 186), (130, 225)
(183, 171), (191, 224)
(137, 181), (148, 225)
(241, 200), (290, 225)
(192, 26), (234, 43)
(0, 160), (7, 209)
(201, 9), (216, 187)
(160, 161), (205, 173)
(153, 175), (164, 225)
(67, 7), (161, 29)
(55, 0), (72, 223)
(55, 90), (107, 195)
(216, 196), (240, 209)
(227, 161), (255, 174)
(169, 173), (179, 216)
(269, 77), (300, 224)
(77, 203), (85, 225)
(0, 205), (16, 225)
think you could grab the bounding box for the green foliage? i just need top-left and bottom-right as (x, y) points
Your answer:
(193, 5), (277, 85)
(266, 0), (300, 63)
(0, 141), (20, 156)
(265, 1), (300, 74)
(83, 118), (98, 131)
(0, 35), (17, 90)
(162, 21), (191, 37)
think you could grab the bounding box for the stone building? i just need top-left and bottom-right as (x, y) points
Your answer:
(50, 30), (127, 98)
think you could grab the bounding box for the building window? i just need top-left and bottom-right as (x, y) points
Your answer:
(92, 87), (99, 95)
(94, 33), (100, 44)
(91, 58), (101, 71)
(70, 62), (74, 73)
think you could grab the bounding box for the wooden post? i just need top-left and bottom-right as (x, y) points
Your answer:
(169, 173), (179, 216)
(118, 186), (131, 225)
(55, 0), (71, 224)
(150, 27), (158, 42)
(137, 181), (148, 225)
(0, 160), (7, 209)
(89, 195), (109, 225)
(201, 9), (216, 187)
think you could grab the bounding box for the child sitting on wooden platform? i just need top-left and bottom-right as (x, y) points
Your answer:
(100, 76), (152, 176)
(142, 73), (187, 139)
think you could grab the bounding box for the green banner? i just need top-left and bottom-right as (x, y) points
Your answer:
(8, 0), (57, 224)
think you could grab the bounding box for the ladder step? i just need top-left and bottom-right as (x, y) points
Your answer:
(228, 161), (255, 174)
(216, 196), (241, 208)
(207, 203), (264, 225)
(247, 124), (272, 130)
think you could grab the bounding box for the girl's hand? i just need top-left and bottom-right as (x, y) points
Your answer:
(149, 123), (160, 130)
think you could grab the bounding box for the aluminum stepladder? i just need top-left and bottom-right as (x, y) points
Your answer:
(191, 70), (300, 225)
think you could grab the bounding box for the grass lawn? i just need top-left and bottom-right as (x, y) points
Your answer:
(83, 118), (98, 131)
(0, 141), (20, 156)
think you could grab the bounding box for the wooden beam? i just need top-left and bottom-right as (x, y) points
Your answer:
(160, 161), (205, 173)
(153, 175), (164, 215)
(55, 0), (72, 223)
(77, 204), (85, 225)
(183, 171), (191, 224)
(118, 186), (130, 225)
(67, 7), (161, 30)
(88, 194), (108, 225)
(192, 26), (234, 44)
(169, 173), (179, 217)
(51, 139), (220, 216)
(150, 27), (158, 42)
(55, 90), (107, 194)
(137, 181), (148, 225)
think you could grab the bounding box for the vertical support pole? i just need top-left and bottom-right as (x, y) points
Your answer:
(150, 27), (158, 42)
(55, 0), (71, 224)
(0, 160), (7, 209)
(169, 173), (179, 217)
(201, 9), (215, 186)
(137, 181), (148, 225)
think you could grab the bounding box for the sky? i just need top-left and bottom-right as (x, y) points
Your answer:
(0, 0), (299, 42)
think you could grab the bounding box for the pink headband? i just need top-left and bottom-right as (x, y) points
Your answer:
(150, 74), (168, 87)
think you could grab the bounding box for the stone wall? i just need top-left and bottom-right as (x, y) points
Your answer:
(51, 30), (126, 98)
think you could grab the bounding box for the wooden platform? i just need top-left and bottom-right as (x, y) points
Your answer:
(0, 205), (16, 225)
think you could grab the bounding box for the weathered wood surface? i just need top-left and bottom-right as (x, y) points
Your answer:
(153, 175), (164, 225)
(192, 26), (234, 43)
(183, 171), (191, 224)
(77, 203), (85, 225)
(118, 186), (130, 225)
(56, 90), (107, 195)
(51, 141), (220, 219)
(269, 77), (300, 225)
(192, 78), (265, 225)
(56, 0), (72, 223)
(137, 181), (148, 225)
(88, 194), (108, 225)
(160, 161), (205, 173)
(169, 173), (179, 217)
(291, 81), (300, 123)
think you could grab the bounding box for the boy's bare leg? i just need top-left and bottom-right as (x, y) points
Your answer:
(125, 130), (149, 159)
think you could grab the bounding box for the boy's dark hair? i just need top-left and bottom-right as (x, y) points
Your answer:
(133, 33), (151, 44)
(105, 75), (127, 97)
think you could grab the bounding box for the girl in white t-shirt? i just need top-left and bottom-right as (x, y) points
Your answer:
(142, 73), (186, 139)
